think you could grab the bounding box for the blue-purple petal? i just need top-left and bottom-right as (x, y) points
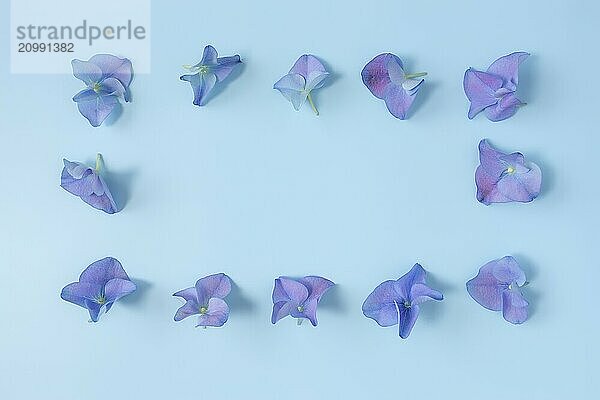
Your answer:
(196, 297), (229, 327)
(395, 263), (427, 301)
(85, 299), (105, 322)
(484, 93), (524, 122)
(79, 257), (129, 286)
(71, 59), (103, 86)
(200, 45), (218, 66)
(289, 54), (327, 79)
(486, 52), (529, 92)
(299, 276), (335, 302)
(272, 277), (309, 304)
(502, 288), (529, 324)
(291, 298), (319, 326)
(362, 280), (400, 327)
(463, 68), (503, 119)
(410, 283), (444, 305)
(383, 84), (416, 120)
(180, 73), (217, 106)
(88, 54), (133, 89)
(61, 282), (102, 307)
(213, 55), (242, 81)
(174, 300), (199, 322)
(173, 287), (198, 302)
(74, 93), (119, 127)
(61, 162), (117, 213)
(97, 77), (127, 98)
(475, 139), (541, 205)
(103, 278), (136, 303)
(195, 273), (232, 306)
(271, 301), (293, 324)
(398, 304), (420, 339)
(466, 260), (506, 311)
(490, 256), (527, 286)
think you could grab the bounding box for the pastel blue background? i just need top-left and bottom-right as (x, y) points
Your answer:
(1, 0), (598, 398)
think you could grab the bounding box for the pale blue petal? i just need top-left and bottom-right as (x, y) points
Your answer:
(273, 74), (307, 110)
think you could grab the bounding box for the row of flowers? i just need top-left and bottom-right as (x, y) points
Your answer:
(61, 138), (542, 215)
(72, 47), (529, 126)
(61, 255), (529, 338)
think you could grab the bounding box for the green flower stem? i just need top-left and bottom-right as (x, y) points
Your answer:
(297, 318), (303, 326)
(95, 153), (103, 173)
(307, 93), (319, 116)
(405, 72), (428, 79)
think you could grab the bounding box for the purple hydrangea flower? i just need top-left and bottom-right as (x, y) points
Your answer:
(362, 264), (443, 338)
(180, 45), (241, 106)
(273, 54), (330, 115)
(361, 53), (426, 119)
(61, 257), (136, 322)
(271, 276), (335, 326)
(173, 273), (232, 327)
(72, 54), (133, 127)
(476, 139), (542, 205)
(466, 256), (529, 324)
(464, 52), (529, 121)
(60, 154), (118, 214)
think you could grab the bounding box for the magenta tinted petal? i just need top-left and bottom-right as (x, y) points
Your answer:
(502, 288), (529, 324)
(363, 53), (423, 119)
(361, 53), (396, 98)
(362, 280), (400, 327)
(486, 52), (529, 91)
(197, 298), (229, 327)
(398, 304), (420, 339)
